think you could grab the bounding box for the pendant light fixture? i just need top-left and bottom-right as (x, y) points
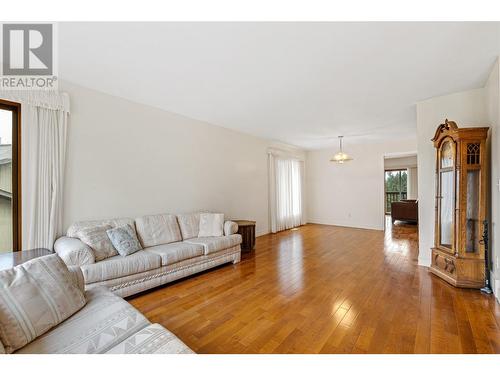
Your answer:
(330, 136), (353, 164)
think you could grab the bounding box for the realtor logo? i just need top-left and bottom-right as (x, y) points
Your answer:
(1, 23), (57, 89)
(2, 24), (53, 76)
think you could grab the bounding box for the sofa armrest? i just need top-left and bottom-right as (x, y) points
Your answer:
(67, 266), (85, 292)
(54, 236), (95, 267)
(224, 221), (239, 236)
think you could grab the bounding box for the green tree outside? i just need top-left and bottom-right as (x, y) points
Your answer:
(385, 170), (407, 192)
(385, 170), (408, 213)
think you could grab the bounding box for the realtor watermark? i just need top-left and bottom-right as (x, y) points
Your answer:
(0, 23), (58, 90)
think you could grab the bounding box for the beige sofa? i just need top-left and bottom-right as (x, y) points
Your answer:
(54, 213), (242, 297)
(0, 258), (193, 354)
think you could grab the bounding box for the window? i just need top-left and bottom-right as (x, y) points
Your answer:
(384, 169), (407, 214)
(0, 100), (21, 253)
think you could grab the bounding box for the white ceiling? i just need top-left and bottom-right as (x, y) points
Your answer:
(58, 22), (500, 149)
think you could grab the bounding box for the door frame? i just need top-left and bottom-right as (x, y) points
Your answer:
(0, 99), (21, 251)
(382, 152), (418, 232)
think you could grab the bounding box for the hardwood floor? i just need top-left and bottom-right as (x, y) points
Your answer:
(129, 218), (500, 353)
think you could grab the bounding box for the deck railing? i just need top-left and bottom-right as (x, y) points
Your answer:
(385, 191), (407, 214)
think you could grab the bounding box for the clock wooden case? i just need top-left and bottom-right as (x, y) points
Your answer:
(429, 120), (489, 288)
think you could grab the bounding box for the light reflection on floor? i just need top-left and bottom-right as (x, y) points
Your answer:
(277, 229), (305, 296)
(384, 215), (418, 260)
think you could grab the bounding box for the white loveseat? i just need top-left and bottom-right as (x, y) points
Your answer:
(54, 213), (242, 297)
(0, 255), (193, 354)
(15, 286), (194, 354)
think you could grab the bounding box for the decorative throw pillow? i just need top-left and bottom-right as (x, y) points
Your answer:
(76, 224), (117, 261)
(198, 213), (224, 237)
(0, 254), (86, 353)
(106, 224), (142, 256)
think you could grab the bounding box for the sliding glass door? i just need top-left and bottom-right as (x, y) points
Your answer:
(0, 100), (20, 252)
(384, 169), (407, 214)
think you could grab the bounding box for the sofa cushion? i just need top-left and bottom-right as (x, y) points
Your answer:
(76, 224), (118, 261)
(16, 287), (149, 354)
(185, 234), (242, 255)
(81, 251), (161, 284)
(145, 242), (204, 266)
(0, 254), (86, 353)
(135, 214), (182, 247)
(105, 323), (193, 354)
(177, 213), (200, 240)
(67, 217), (135, 238)
(198, 213), (224, 237)
(106, 224), (142, 257)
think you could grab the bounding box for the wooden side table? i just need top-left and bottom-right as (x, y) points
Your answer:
(234, 220), (256, 253)
(0, 248), (52, 271)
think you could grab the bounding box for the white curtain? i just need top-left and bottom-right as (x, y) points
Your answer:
(269, 153), (305, 233)
(0, 90), (70, 250)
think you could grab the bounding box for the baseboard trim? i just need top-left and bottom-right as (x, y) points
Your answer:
(418, 255), (431, 267)
(306, 219), (383, 231)
(256, 229), (270, 237)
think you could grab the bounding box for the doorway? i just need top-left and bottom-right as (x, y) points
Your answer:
(383, 154), (419, 261)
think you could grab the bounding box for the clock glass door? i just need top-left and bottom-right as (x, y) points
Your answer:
(439, 140), (455, 250)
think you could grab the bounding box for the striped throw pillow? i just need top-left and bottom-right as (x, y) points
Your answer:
(0, 254), (86, 353)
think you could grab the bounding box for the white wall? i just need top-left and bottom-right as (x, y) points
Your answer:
(384, 155), (417, 170)
(407, 167), (418, 200)
(485, 59), (500, 301)
(306, 139), (417, 230)
(416, 88), (489, 267)
(60, 81), (303, 237)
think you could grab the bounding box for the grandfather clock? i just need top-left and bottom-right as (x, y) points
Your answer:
(430, 120), (489, 288)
